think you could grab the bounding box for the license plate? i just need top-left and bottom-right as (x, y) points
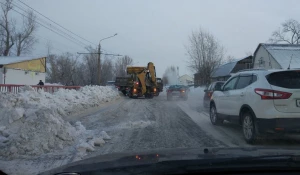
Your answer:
(297, 100), (300, 107)
(172, 92), (180, 95)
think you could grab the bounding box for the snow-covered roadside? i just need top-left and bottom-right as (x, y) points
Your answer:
(0, 86), (120, 175)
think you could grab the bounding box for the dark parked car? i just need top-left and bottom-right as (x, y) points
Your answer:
(203, 81), (224, 108)
(167, 85), (189, 101)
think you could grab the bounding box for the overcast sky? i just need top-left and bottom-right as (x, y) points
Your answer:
(18, 0), (299, 77)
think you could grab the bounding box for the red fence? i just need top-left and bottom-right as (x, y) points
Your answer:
(0, 84), (81, 94)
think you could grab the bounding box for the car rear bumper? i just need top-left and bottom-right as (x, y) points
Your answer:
(167, 92), (187, 97)
(256, 118), (300, 133)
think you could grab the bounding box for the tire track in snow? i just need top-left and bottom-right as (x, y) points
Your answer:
(81, 95), (226, 159)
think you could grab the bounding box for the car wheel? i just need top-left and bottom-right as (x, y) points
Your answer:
(210, 105), (223, 125)
(242, 112), (256, 144)
(149, 93), (154, 99)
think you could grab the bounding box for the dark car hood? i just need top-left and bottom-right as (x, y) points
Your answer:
(40, 147), (300, 175)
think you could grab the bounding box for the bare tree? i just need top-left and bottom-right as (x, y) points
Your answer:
(79, 46), (98, 85)
(0, 0), (38, 56)
(100, 57), (114, 84)
(114, 55), (133, 77)
(46, 53), (78, 86)
(222, 55), (236, 64)
(185, 27), (225, 85)
(269, 19), (300, 44)
(0, 0), (14, 56)
(14, 10), (38, 56)
(245, 51), (253, 56)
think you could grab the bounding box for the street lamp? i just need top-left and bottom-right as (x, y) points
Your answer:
(97, 33), (118, 85)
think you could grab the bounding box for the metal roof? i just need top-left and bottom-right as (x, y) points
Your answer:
(262, 44), (300, 69)
(211, 57), (247, 78)
(212, 62), (237, 78)
(0, 56), (46, 65)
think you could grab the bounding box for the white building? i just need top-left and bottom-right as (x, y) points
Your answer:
(0, 56), (46, 85)
(253, 43), (300, 69)
(179, 74), (193, 85)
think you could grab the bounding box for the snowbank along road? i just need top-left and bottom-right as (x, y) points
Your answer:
(2, 86), (300, 175)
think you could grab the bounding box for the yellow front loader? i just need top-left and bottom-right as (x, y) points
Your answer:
(126, 62), (157, 98)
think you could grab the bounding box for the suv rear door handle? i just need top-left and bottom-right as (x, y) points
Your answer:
(240, 92), (244, 96)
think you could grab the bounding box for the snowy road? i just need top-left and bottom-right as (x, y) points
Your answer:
(4, 88), (300, 175)
(69, 92), (225, 159)
(73, 88), (300, 160)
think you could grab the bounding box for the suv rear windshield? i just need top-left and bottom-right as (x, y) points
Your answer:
(266, 71), (300, 89)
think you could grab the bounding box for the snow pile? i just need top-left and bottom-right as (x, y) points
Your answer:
(16, 85), (119, 116)
(0, 86), (119, 159)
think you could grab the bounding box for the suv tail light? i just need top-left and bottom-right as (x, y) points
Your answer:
(208, 92), (212, 97)
(254, 88), (292, 100)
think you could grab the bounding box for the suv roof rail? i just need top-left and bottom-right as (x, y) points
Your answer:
(236, 68), (266, 73)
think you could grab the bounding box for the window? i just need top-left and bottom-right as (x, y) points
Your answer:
(266, 71), (300, 89)
(223, 77), (238, 91)
(251, 75), (257, 83)
(246, 63), (252, 69)
(214, 82), (224, 91)
(236, 76), (252, 89)
(208, 84), (214, 91)
(206, 84), (212, 91)
(258, 57), (266, 67)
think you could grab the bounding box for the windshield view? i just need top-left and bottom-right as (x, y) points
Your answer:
(2, 0), (300, 175)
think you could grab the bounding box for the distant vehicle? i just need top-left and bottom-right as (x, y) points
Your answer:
(106, 81), (115, 86)
(167, 85), (189, 101)
(126, 62), (157, 99)
(210, 69), (300, 144)
(155, 78), (164, 96)
(115, 77), (132, 95)
(203, 81), (225, 108)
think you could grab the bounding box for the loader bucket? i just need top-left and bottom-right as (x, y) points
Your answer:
(127, 67), (146, 74)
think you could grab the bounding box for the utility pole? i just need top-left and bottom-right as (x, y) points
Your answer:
(98, 43), (101, 85)
(77, 33), (119, 85)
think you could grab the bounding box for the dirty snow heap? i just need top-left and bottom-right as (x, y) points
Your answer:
(0, 86), (119, 158)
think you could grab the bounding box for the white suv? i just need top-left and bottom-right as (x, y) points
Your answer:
(210, 69), (300, 144)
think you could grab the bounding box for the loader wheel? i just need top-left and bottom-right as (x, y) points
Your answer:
(149, 93), (154, 99)
(145, 93), (153, 99)
(156, 92), (160, 96)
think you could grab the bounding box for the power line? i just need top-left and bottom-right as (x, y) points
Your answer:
(17, 0), (97, 46)
(35, 36), (65, 53)
(0, 1), (87, 49)
(35, 34), (80, 53)
(12, 1), (119, 55)
(10, 2), (90, 48)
